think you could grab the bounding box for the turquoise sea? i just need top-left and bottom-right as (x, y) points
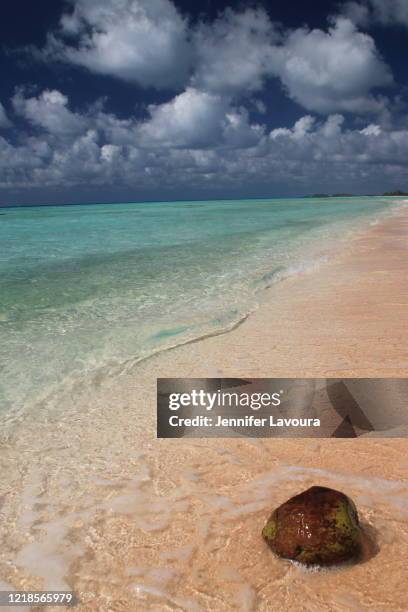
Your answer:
(0, 197), (395, 417)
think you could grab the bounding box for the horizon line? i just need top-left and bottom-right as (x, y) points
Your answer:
(0, 193), (395, 209)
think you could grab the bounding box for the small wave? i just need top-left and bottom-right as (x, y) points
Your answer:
(257, 256), (330, 290)
(150, 325), (190, 340)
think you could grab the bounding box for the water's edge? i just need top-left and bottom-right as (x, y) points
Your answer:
(0, 198), (403, 431)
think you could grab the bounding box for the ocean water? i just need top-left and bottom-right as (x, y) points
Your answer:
(0, 197), (394, 418)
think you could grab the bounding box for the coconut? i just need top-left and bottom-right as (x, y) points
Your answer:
(262, 486), (362, 565)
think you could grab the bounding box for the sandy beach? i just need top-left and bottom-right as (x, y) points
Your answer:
(1, 204), (408, 611)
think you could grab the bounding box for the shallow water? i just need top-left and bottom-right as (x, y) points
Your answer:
(3, 427), (407, 611)
(0, 197), (394, 416)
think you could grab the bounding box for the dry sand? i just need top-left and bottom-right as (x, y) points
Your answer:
(1, 204), (408, 611)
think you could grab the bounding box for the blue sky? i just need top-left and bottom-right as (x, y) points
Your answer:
(1, 0), (408, 204)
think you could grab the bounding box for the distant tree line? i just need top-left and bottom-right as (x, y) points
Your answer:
(382, 190), (408, 196)
(304, 190), (408, 198)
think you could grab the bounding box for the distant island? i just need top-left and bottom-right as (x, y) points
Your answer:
(382, 190), (408, 196)
(304, 190), (408, 198)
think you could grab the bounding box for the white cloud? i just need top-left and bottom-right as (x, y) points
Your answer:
(36, 2), (394, 118)
(192, 8), (278, 95)
(342, 2), (371, 25)
(191, 12), (393, 115)
(268, 113), (408, 170)
(192, 10), (393, 115)
(137, 88), (229, 148)
(370, 0), (408, 25)
(1, 2), (404, 196)
(137, 87), (264, 148)
(344, 1), (408, 27)
(12, 89), (87, 137)
(360, 124), (382, 136)
(45, 0), (191, 89)
(43, 4), (278, 97)
(0, 102), (11, 128)
(2, 88), (408, 196)
(271, 17), (393, 114)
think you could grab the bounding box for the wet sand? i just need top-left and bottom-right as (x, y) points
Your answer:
(1, 205), (408, 611)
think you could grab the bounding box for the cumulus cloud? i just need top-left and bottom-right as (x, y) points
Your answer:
(137, 88), (230, 148)
(267, 113), (408, 186)
(192, 12), (393, 115)
(36, 2), (394, 118)
(343, 1), (408, 27)
(370, 0), (408, 25)
(192, 8), (278, 95)
(12, 89), (87, 137)
(42, 3), (278, 97)
(44, 0), (191, 89)
(137, 88), (264, 148)
(271, 17), (393, 114)
(1, 3), (404, 197)
(341, 2), (371, 25)
(1, 87), (408, 195)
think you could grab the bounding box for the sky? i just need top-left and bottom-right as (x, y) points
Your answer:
(1, 0), (408, 205)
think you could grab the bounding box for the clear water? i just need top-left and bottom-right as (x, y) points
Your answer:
(0, 197), (393, 416)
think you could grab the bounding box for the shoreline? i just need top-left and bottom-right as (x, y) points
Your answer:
(102, 198), (406, 378)
(129, 199), (408, 380)
(0, 196), (401, 430)
(0, 197), (397, 434)
(1, 204), (408, 610)
(85, 197), (408, 382)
